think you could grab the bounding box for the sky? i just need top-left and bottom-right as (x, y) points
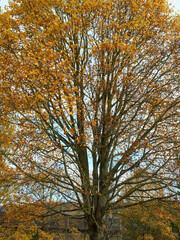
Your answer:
(168, 0), (180, 12)
(0, 0), (180, 12)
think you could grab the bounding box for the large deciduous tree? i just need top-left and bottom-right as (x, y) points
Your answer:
(0, 0), (179, 239)
(0, 82), (16, 205)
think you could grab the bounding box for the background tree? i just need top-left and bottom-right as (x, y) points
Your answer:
(120, 202), (179, 240)
(0, 0), (179, 239)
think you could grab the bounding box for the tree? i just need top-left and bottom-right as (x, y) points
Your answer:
(0, 0), (179, 239)
(0, 82), (16, 206)
(120, 203), (179, 240)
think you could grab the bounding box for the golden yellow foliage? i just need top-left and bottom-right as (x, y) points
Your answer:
(0, 0), (179, 239)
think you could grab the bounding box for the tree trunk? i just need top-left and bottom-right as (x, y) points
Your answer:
(87, 193), (109, 239)
(87, 215), (108, 240)
(88, 224), (107, 240)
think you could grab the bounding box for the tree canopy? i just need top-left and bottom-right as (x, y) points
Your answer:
(0, 0), (179, 239)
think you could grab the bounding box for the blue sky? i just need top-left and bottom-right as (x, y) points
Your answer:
(0, 0), (180, 12)
(168, 0), (180, 12)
